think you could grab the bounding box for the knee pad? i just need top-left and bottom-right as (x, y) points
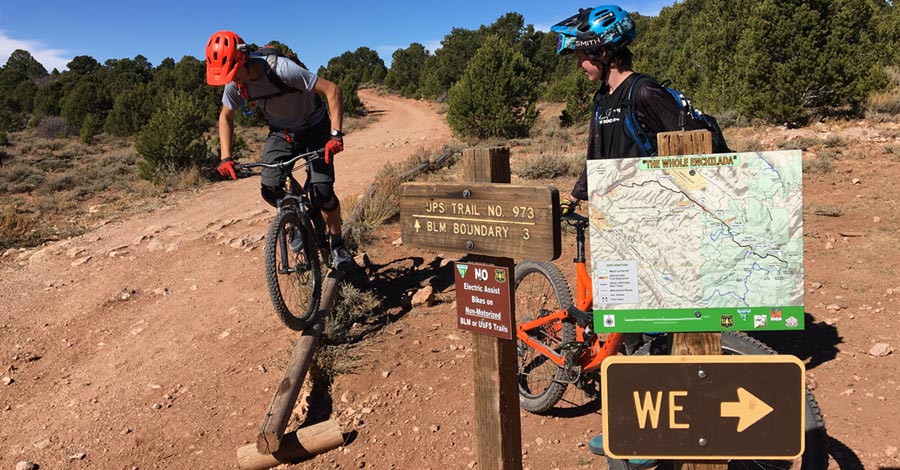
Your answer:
(312, 183), (339, 212)
(260, 184), (285, 208)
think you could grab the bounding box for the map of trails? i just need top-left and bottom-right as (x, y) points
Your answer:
(587, 151), (804, 333)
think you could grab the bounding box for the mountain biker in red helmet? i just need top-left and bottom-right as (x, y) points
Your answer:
(205, 30), (353, 271)
(552, 5), (706, 467)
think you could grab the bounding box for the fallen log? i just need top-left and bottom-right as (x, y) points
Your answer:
(237, 419), (343, 470)
(256, 269), (343, 454)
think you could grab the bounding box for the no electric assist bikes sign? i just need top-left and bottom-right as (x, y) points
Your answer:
(453, 262), (513, 340)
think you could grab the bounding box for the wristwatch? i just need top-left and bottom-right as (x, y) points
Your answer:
(330, 129), (343, 137)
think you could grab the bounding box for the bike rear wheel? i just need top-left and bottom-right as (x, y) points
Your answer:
(264, 209), (322, 331)
(514, 260), (576, 414)
(623, 331), (829, 470)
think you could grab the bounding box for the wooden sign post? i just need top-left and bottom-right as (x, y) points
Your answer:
(400, 147), (562, 469)
(658, 129), (726, 470)
(462, 147), (522, 470)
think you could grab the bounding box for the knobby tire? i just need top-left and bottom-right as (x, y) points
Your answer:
(514, 260), (576, 414)
(264, 209), (322, 331)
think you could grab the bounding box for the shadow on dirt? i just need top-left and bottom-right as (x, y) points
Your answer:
(362, 108), (387, 117)
(545, 397), (601, 419)
(345, 254), (455, 340)
(746, 312), (842, 370)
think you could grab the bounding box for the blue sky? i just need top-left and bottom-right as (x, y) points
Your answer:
(0, 1), (670, 73)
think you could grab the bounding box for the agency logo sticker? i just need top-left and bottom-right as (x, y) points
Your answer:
(785, 316), (800, 328)
(720, 315), (734, 329)
(754, 315), (768, 329)
(603, 314), (616, 328)
(770, 308), (783, 321)
(737, 309), (751, 321)
(456, 263), (468, 278)
(495, 269), (506, 284)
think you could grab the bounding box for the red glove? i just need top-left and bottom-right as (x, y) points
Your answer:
(217, 158), (236, 180)
(325, 137), (343, 165)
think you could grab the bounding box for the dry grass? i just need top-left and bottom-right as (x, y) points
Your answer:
(343, 145), (460, 249)
(516, 153), (583, 179)
(343, 114), (378, 135)
(866, 90), (900, 118)
(0, 128), (211, 250)
(865, 67), (900, 119)
(324, 283), (381, 345)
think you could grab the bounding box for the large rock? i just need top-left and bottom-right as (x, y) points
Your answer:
(412, 286), (435, 307)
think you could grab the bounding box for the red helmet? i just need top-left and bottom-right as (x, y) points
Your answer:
(205, 30), (246, 85)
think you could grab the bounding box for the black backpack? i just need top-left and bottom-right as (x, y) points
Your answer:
(622, 75), (732, 156)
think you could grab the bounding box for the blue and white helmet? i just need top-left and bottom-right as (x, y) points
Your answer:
(551, 5), (636, 55)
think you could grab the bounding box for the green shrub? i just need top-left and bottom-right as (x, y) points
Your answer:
(105, 83), (156, 137)
(560, 70), (596, 127)
(446, 35), (541, 139)
(337, 77), (365, 117)
(80, 113), (103, 145)
(135, 91), (215, 180)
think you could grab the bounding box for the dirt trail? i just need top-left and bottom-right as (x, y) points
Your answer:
(0, 89), (450, 470)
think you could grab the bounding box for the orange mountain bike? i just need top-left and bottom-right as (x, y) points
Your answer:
(513, 210), (829, 470)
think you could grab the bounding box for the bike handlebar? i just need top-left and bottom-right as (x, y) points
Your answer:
(235, 148), (325, 178)
(562, 210), (589, 226)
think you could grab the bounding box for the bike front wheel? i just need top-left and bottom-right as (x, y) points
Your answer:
(514, 260), (576, 414)
(264, 209), (322, 331)
(624, 331), (829, 470)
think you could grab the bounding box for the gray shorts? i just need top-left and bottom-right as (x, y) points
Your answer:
(260, 118), (334, 189)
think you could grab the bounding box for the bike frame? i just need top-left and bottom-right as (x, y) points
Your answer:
(239, 149), (331, 267)
(516, 215), (625, 373)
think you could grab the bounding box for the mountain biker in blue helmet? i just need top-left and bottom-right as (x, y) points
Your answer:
(552, 5), (703, 468)
(552, 5), (702, 209)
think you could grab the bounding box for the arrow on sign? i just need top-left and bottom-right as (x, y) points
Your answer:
(720, 387), (773, 432)
(414, 219), (421, 232)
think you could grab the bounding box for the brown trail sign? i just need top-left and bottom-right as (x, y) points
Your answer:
(400, 147), (560, 470)
(400, 182), (560, 260)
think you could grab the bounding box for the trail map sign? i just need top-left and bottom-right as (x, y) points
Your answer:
(601, 355), (806, 460)
(400, 182), (560, 260)
(587, 151), (804, 333)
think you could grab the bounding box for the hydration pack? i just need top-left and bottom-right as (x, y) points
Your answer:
(622, 75), (732, 156)
(242, 45), (311, 102)
(238, 45), (324, 117)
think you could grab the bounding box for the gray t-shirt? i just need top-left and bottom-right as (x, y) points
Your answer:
(222, 57), (328, 131)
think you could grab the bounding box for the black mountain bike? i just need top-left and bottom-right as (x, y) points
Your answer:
(237, 148), (331, 331)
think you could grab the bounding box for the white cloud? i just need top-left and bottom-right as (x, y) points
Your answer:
(422, 39), (442, 55)
(0, 31), (72, 71)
